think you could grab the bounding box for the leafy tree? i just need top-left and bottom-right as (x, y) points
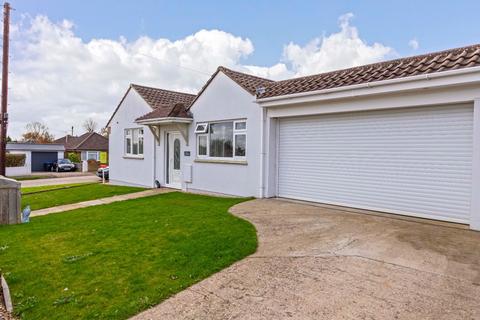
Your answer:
(21, 122), (55, 143)
(83, 118), (98, 132)
(67, 152), (81, 163)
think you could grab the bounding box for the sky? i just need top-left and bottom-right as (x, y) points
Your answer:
(6, 0), (480, 139)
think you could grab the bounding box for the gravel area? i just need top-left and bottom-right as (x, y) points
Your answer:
(0, 289), (14, 320)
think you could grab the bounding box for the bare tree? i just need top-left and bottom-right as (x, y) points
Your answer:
(100, 126), (109, 137)
(82, 118), (98, 132)
(21, 122), (54, 143)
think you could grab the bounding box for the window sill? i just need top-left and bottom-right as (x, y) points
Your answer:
(123, 155), (144, 160)
(194, 158), (248, 165)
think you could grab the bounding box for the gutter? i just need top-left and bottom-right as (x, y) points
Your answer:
(135, 117), (193, 125)
(256, 66), (480, 104)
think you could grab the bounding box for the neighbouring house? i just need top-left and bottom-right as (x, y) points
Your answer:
(107, 44), (480, 231)
(54, 132), (109, 163)
(6, 143), (65, 176)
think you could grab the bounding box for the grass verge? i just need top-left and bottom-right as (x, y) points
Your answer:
(0, 192), (257, 319)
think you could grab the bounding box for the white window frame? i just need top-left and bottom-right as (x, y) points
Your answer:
(124, 127), (144, 158)
(86, 151), (100, 161)
(195, 119), (247, 160)
(197, 134), (208, 158)
(233, 120), (247, 158)
(195, 123), (208, 134)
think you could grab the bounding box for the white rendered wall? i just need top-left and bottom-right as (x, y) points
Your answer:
(471, 99), (480, 230)
(108, 89), (156, 188)
(182, 72), (262, 197)
(6, 151), (31, 176)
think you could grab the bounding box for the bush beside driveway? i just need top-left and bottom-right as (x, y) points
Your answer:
(0, 192), (257, 319)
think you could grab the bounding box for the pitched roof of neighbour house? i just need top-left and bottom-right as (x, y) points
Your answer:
(257, 44), (480, 99)
(187, 66), (275, 109)
(54, 132), (108, 151)
(135, 103), (192, 122)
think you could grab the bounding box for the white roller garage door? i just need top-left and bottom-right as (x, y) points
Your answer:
(277, 104), (474, 223)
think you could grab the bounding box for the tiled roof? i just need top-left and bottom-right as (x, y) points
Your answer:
(106, 84), (196, 127)
(218, 66), (274, 95)
(131, 84), (196, 108)
(75, 132), (108, 151)
(258, 44), (480, 99)
(136, 103), (192, 122)
(54, 134), (82, 150)
(55, 132), (108, 151)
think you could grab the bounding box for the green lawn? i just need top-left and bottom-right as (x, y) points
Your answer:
(22, 183), (145, 210)
(22, 183), (95, 194)
(0, 192), (257, 319)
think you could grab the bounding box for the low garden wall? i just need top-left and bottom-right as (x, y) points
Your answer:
(5, 153), (30, 177)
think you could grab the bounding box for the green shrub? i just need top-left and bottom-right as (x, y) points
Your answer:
(67, 152), (80, 163)
(6, 153), (26, 167)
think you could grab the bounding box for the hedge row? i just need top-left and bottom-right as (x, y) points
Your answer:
(6, 153), (26, 167)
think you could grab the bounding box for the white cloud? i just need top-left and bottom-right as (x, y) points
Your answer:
(281, 13), (393, 76)
(9, 16), (254, 138)
(409, 38), (419, 50)
(8, 13), (394, 139)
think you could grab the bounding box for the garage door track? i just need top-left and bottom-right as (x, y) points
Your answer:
(132, 199), (480, 320)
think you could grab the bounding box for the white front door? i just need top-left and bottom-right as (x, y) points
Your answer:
(167, 132), (182, 189)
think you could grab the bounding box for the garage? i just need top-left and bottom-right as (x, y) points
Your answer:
(6, 143), (65, 176)
(31, 151), (59, 172)
(277, 104), (474, 223)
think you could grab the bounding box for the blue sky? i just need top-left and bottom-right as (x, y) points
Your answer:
(7, 1), (480, 138)
(13, 0), (480, 66)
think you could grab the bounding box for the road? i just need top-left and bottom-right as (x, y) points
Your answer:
(21, 174), (100, 187)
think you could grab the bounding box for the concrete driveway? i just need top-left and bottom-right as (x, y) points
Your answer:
(132, 199), (480, 320)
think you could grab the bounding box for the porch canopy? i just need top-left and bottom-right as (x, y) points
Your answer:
(135, 102), (193, 145)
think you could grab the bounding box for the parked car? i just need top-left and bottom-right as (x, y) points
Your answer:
(96, 166), (109, 180)
(52, 159), (76, 172)
(43, 162), (54, 171)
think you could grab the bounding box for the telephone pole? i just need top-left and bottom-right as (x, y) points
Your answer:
(0, 2), (10, 176)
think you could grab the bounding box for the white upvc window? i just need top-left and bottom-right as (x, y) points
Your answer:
(195, 123), (208, 133)
(197, 134), (208, 157)
(195, 119), (247, 159)
(125, 128), (144, 157)
(86, 151), (100, 161)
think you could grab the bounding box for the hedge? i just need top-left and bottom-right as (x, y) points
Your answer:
(6, 153), (26, 167)
(67, 152), (81, 163)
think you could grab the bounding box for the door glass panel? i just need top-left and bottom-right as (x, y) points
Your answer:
(174, 138), (181, 169)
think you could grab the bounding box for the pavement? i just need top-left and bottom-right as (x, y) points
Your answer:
(31, 188), (174, 217)
(20, 174), (100, 188)
(132, 198), (480, 320)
